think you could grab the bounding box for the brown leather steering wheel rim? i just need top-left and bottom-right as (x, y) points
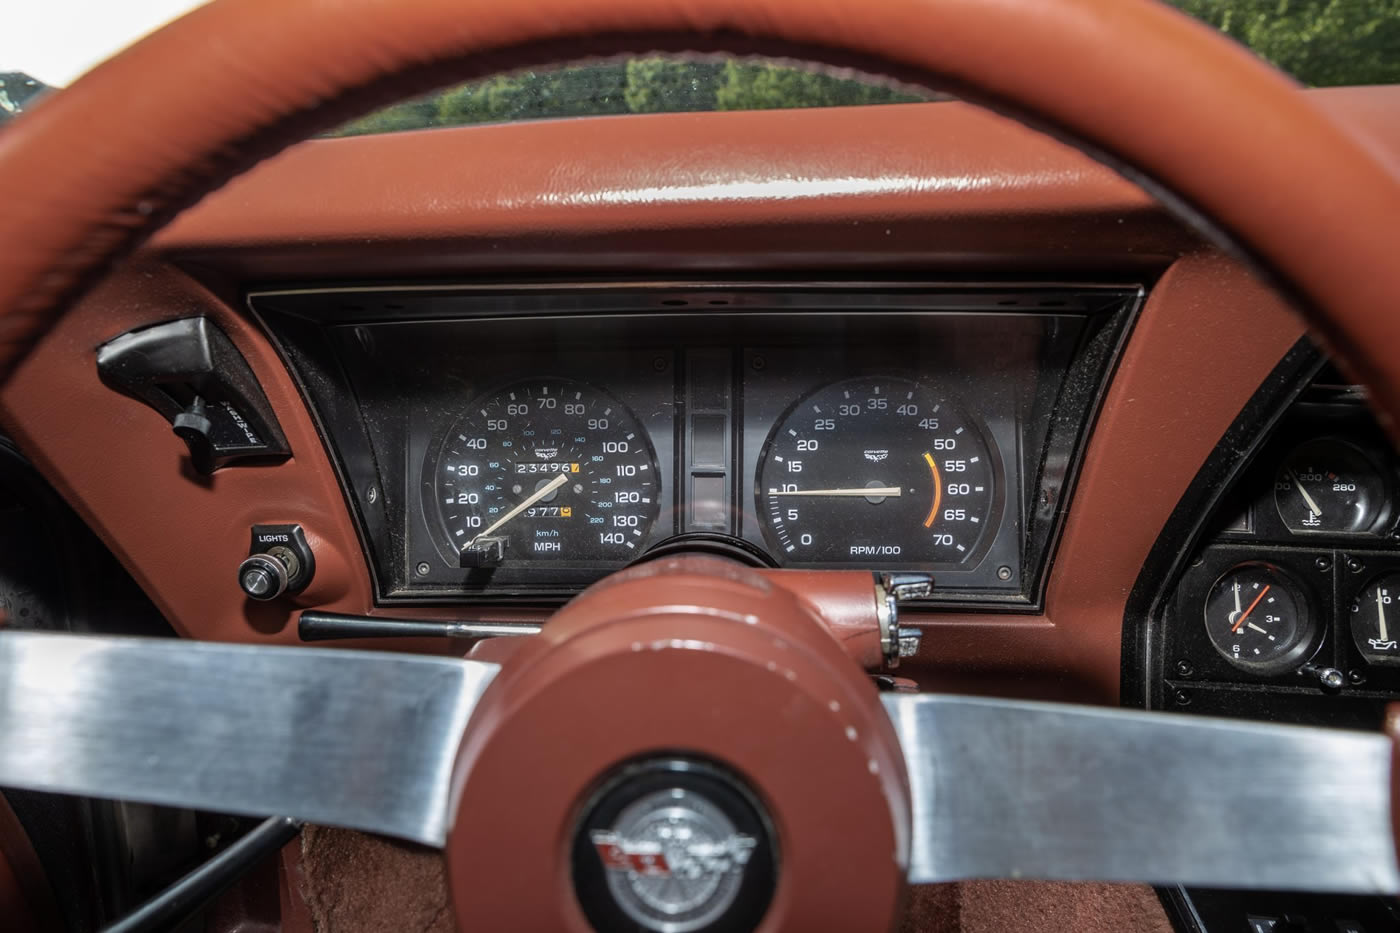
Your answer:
(1, 0), (1399, 428)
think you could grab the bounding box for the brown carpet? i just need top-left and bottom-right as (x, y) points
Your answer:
(301, 827), (1171, 932)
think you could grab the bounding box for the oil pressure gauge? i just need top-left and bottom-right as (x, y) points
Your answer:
(1350, 573), (1400, 665)
(1203, 563), (1316, 674)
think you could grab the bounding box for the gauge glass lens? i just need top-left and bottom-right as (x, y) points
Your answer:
(432, 379), (659, 564)
(1203, 564), (1313, 673)
(756, 376), (996, 565)
(1273, 439), (1386, 535)
(1351, 573), (1400, 665)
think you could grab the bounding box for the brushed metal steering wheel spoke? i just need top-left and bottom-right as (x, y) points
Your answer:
(884, 694), (1400, 894)
(1, 631), (1396, 897)
(0, 631), (496, 846)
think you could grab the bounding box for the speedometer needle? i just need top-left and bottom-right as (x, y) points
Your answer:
(1287, 468), (1323, 517)
(471, 473), (569, 543)
(769, 487), (903, 497)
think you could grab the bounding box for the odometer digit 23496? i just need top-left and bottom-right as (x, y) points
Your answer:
(756, 376), (996, 566)
(431, 379), (659, 566)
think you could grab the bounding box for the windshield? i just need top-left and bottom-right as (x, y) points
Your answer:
(4, 1), (1399, 129)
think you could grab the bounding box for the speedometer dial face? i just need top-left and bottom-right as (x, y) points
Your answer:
(432, 379), (659, 565)
(756, 376), (996, 566)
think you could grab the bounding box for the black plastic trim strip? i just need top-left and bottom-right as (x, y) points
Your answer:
(298, 610), (541, 641)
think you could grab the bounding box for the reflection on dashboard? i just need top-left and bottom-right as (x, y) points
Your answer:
(756, 375), (997, 566)
(254, 283), (1140, 605)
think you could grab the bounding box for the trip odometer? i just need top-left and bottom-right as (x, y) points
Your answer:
(756, 376), (996, 566)
(431, 379), (659, 567)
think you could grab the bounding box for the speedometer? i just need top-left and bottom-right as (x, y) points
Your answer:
(756, 376), (996, 566)
(432, 379), (659, 567)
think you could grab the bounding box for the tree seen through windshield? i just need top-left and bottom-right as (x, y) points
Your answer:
(3, 1), (1398, 131)
(330, 0), (1400, 136)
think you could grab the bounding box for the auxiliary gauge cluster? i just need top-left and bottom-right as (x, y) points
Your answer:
(1156, 364), (1400, 720)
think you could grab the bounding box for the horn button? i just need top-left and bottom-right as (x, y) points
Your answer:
(445, 556), (910, 932)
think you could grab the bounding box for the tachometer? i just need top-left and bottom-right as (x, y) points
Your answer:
(755, 376), (996, 565)
(432, 379), (659, 566)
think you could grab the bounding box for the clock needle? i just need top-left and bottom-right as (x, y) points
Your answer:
(1231, 584), (1271, 634)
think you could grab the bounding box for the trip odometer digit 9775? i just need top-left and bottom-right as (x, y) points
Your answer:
(756, 376), (997, 566)
(430, 379), (659, 568)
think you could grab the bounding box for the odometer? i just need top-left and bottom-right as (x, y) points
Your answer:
(756, 376), (996, 566)
(432, 379), (659, 566)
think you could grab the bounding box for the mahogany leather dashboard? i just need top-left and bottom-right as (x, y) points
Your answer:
(10, 85), (1394, 705)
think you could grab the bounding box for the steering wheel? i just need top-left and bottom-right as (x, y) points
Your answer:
(2, 0), (1400, 930)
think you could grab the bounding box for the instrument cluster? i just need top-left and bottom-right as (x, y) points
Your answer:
(253, 283), (1140, 605)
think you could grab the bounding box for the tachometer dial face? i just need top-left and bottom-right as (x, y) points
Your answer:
(432, 379), (659, 565)
(1350, 573), (1400, 665)
(755, 376), (996, 566)
(1273, 439), (1387, 535)
(1203, 564), (1314, 673)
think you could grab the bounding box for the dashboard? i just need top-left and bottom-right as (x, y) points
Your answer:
(254, 282), (1140, 606)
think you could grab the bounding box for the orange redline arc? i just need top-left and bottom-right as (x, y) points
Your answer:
(922, 452), (942, 528)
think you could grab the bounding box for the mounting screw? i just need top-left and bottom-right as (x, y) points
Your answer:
(1174, 659), (1195, 678)
(415, 561), (431, 577)
(1315, 555), (1332, 572)
(1348, 668), (1367, 686)
(751, 355), (766, 371)
(1318, 667), (1346, 691)
(996, 565), (1013, 581)
(652, 356), (668, 373)
(366, 485), (379, 505)
(1172, 688), (1192, 707)
(1347, 556), (1365, 574)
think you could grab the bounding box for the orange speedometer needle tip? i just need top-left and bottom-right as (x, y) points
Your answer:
(1231, 584), (1270, 633)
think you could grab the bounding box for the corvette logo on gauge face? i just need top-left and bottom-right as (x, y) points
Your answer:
(864, 448), (890, 463)
(533, 447), (559, 460)
(590, 788), (756, 932)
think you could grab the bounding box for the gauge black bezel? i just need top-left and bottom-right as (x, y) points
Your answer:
(1271, 436), (1394, 538)
(1345, 570), (1400, 667)
(419, 376), (665, 582)
(752, 373), (1005, 571)
(1201, 561), (1322, 676)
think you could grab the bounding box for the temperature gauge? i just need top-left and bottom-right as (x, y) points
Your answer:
(1203, 563), (1315, 673)
(1273, 439), (1387, 535)
(1351, 573), (1400, 665)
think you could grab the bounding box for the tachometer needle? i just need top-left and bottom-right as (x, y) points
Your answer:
(1378, 588), (1390, 643)
(471, 473), (569, 543)
(1287, 468), (1323, 518)
(768, 487), (903, 497)
(1231, 584), (1270, 634)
